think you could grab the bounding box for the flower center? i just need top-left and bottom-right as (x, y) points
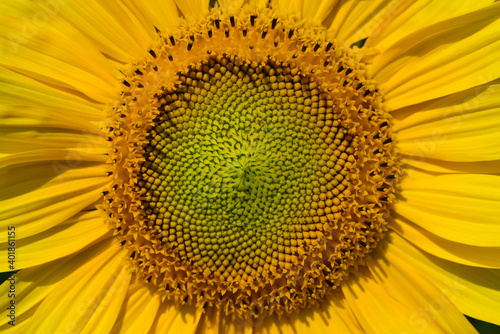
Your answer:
(102, 7), (399, 320)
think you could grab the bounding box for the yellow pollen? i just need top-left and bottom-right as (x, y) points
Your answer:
(102, 6), (399, 320)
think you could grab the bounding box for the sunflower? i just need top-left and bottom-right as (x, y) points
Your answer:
(1, 0), (500, 332)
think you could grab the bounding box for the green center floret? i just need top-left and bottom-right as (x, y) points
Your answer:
(140, 54), (349, 277)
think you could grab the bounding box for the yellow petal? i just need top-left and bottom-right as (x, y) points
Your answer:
(80, 266), (132, 334)
(245, 0), (271, 10)
(391, 216), (500, 268)
(0, 241), (90, 322)
(0, 272), (40, 332)
(397, 174), (500, 247)
(196, 307), (221, 334)
(395, 84), (500, 162)
(122, 0), (182, 36)
(393, 79), (500, 132)
(0, 1), (118, 103)
(42, 0), (149, 63)
(401, 157), (500, 174)
(0, 239), (128, 332)
(174, 0), (210, 18)
(306, 0), (339, 24)
(386, 232), (500, 326)
(290, 291), (362, 333)
(342, 267), (446, 333)
(218, 0), (246, 13)
(275, 0), (339, 26)
(219, 318), (253, 334)
(110, 283), (161, 334)
(0, 300), (37, 333)
(365, 1), (495, 51)
(0, 130), (107, 156)
(371, 3), (500, 109)
(369, 237), (478, 333)
(0, 165), (109, 239)
(255, 312), (295, 334)
(0, 148), (108, 167)
(275, 0), (304, 17)
(0, 106), (103, 137)
(25, 240), (131, 333)
(148, 302), (202, 333)
(328, 0), (411, 47)
(0, 210), (110, 271)
(0, 67), (105, 124)
(343, 247), (477, 333)
(0, 162), (101, 201)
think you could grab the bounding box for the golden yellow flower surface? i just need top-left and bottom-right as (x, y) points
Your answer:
(0, 1), (499, 333)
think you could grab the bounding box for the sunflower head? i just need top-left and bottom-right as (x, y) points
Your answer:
(101, 5), (399, 320)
